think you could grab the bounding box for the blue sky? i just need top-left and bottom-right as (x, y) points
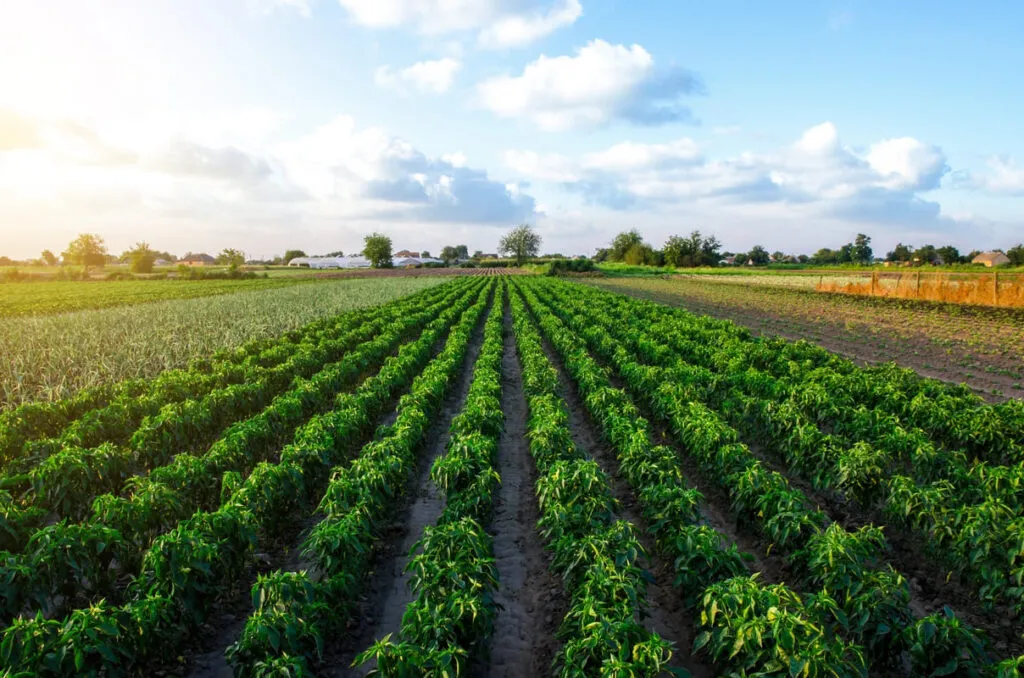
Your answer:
(1, 0), (1021, 259)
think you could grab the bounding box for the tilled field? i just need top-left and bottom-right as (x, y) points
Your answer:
(1, 276), (1023, 676)
(592, 276), (1024, 402)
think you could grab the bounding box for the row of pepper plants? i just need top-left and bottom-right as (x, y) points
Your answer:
(224, 281), (495, 676)
(0, 280), (484, 633)
(354, 281), (506, 675)
(556, 280), (1024, 620)
(2, 281), (466, 527)
(0, 280), (491, 676)
(524, 278), (1011, 676)
(508, 284), (674, 676)
(515, 280), (870, 677)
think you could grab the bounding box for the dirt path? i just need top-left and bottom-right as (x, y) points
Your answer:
(530, 317), (717, 677)
(326, 292), (493, 677)
(484, 298), (566, 678)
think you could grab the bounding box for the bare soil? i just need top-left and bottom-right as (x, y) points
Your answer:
(483, 299), (567, 678)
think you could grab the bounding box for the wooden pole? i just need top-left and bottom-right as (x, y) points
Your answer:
(994, 271), (999, 307)
(916, 270), (921, 298)
(871, 270), (877, 296)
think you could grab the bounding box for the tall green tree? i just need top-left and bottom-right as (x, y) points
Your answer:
(609, 230), (644, 262)
(853, 233), (873, 264)
(125, 242), (157, 274)
(913, 244), (938, 264)
(747, 245), (770, 265)
(936, 245), (962, 265)
(886, 243), (913, 262)
(283, 249), (307, 263)
(1005, 244), (1024, 266)
(498, 224), (541, 266)
(439, 246), (460, 265)
(216, 248), (246, 268)
(40, 249), (58, 266)
(362, 232), (393, 268)
(62, 233), (108, 272)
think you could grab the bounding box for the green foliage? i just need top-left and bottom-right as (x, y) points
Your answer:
(61, 233), (107, 270)
(498, 224), (541, 265)
(362, 232), (393, 268)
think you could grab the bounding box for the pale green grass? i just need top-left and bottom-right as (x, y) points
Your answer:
(0, 277), (448, 408)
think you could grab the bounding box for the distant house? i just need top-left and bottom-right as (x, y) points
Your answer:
(720, 255), (738, 266)
(179, 253), (216, 266)
(972, 251), (1011, 267)
(154, 259), (171, 266)
(394, 250), (419, 258)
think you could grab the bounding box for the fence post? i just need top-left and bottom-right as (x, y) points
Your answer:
(994, 271), (999, 307)
(916, 270), (921, 298)
(871, 270), (877, 296)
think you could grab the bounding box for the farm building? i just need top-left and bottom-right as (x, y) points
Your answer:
(394, 250), (420, 258)
(972, 251), (1011, 267)
(179, 253), (215, 266)
(395, 256), (443, 266)
(287, 256), (372, 269)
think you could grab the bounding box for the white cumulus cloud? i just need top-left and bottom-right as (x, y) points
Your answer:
(336, 0), (580, 45)
(375, 58), (462, 94)
(478, 0), (582, 49)
(954, 156), (1024, 196)
(505, 122), (952, 228)
(476, 40), (702, 131)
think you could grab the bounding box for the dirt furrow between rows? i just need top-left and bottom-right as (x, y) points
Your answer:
(326, 293), (494, 677)
(483, 298), (566, 678)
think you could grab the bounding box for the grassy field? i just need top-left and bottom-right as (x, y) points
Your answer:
(0, 277), (448, 408)
(591, 276), (1024, 400)
(0, 277), (315, 317)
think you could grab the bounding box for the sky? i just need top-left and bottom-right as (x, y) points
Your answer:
(1, 0), (1022, 260)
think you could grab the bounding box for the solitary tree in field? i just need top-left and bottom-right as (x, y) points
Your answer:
(40, 249), (58, 266)
(420, 250), (431, 258)
(126, 242), (157, 273)
(363, 232), (393, 268)
(499, 224), (541, 266)
(283, 249), (307, 263)
(62, 233), (108, 272)
(217, 248), (246, 268)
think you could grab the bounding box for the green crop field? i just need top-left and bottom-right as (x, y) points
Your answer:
(0, 277), (314, 317)
(0, 276), (1021, 676)
(0, 277), (447, 407)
